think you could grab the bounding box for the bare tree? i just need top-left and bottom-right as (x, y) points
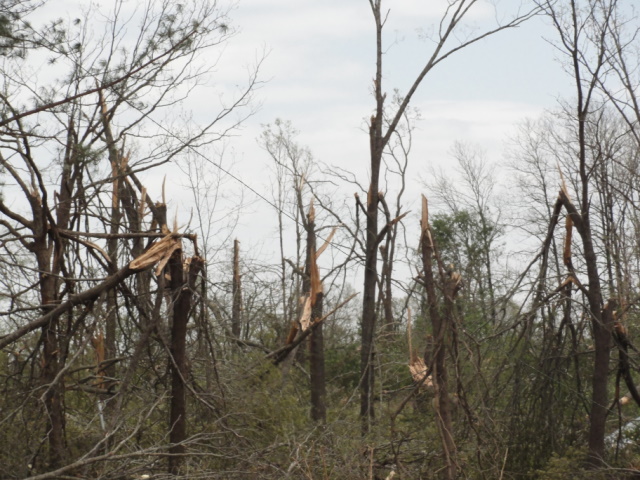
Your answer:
(539, 0), (619, 463)
(261, 121), (342, 423)
(0, 0), (257, 475)
(360, 0), (539, 430)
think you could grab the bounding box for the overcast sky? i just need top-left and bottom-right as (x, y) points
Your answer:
(26, 0), (578, 267)
(222, 0), (573, 162)
(172, 0), (576, 263)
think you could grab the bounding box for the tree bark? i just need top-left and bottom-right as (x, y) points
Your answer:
(168, 252), (204, 475)
(39, 122), (77, 469)
(40, 271), (66, 470)
(305, 208), (326, 423)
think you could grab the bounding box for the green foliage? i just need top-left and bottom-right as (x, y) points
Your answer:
(325, 343), (360, 391)
(431, 210), (497, 270)
(430, 208), (502, 333)
(531, 448), (631, 480)
(0, 9), (26, 57)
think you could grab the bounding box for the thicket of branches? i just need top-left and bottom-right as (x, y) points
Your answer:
(2, 1), (640, 479)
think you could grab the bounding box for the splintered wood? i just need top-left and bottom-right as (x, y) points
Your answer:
(285, 202), (327, 343)
(299, 295), (313, 332)
(420, 194), (433, 248)
(407, 308), (433, 389)
(315, 227), (337, 259)
(129, 234), (181, 275)
(91, 330), (106, 388)
(295, 248), (321, 333)
(298, 201), (324, 333)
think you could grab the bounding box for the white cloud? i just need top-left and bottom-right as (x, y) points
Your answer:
(235, 1), (371, 41)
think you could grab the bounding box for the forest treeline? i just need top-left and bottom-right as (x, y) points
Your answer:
(1, 0), (640, 479)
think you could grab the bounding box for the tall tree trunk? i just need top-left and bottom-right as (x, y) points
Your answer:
(572, 44), (609, 461)
(305, 206), (326, 423)
(309, 299), (326, 422)
(583, 228), (608, 462)
(560, 186), (608, 463)
(360, 2), (384, 429)
(40, 269), (66, 470)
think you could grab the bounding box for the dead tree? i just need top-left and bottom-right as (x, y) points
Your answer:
(0, 0), (255, 475)
(168, 250), (205, 475)
(537, 0), (618, 463)
(305, 203), (327, 423)
(279, 201), (332, 422)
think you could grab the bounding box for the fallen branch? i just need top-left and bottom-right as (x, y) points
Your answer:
(0, 235), (180, 350)
(269, 293), (358, 365)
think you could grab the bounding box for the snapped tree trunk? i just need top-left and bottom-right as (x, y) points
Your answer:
(305, 205), (326, 423)
(168, 251), (204, 475)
